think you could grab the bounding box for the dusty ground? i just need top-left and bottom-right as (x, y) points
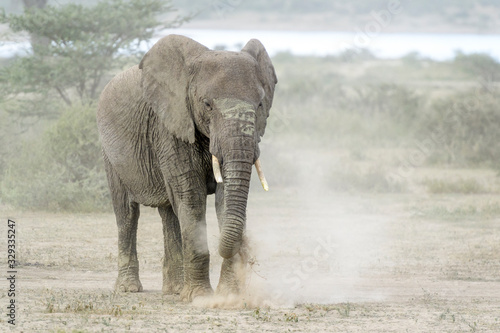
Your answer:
(1, 175), (500, 332)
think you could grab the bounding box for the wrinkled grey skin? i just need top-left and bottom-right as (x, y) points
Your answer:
(96, 35), (277, 301)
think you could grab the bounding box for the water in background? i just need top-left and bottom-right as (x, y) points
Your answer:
(2, 29), (500, 60)
(161, 29), (500, 61)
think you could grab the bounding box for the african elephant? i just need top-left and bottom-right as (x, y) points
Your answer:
(96, 35), (277, 301)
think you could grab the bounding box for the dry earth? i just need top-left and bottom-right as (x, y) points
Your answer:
(1, 180), (500, 332)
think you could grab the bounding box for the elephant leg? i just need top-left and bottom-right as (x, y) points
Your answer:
(214, 183), (248, 295)
(177, 199), (213, 301)
(115, 201), (142, 292)
(158, 205), (184, 294)
(104, 154), (143, 292)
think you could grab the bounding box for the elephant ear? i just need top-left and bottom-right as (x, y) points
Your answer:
(139, 35), (208, 143)
(242, 39), (278, 140)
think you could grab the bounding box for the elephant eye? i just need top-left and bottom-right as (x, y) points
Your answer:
(203, 99), (212, 111)
(258, 102), (263, 108)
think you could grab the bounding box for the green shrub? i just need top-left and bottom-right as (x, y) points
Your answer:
(45, 103), (104, 184)
(271, 54), (425, 148)
(454, 52), (500, 80)
(0, 103), (110, 212)
(349, 84), (421, 130)
(414, 202), (500, 221)
(423, 178), (487, 194)
(421, 89), (500, 167)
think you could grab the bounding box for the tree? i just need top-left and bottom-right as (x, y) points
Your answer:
(0, 0), (189, 210)
(454, 52), (500, 86)
(21, 0), (50, 53)
(0, 0), (188, 108)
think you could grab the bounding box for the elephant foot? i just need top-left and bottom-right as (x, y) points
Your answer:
(162, 266), (183, 295)
(215, 279), (240, 296)
(180, 284), (213, 302)
(162, 280), (183, 295)
(216, 254), (247, 296)
(115, 272), (143, 293)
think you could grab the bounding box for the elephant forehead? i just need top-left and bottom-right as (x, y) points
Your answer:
(199, 50), (256, 70)
(215, 98), (256, 123)
(194, 52), (263, 100)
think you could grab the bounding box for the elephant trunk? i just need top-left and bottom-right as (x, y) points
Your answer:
(219, 160), (252, 259)
(217, 135), (254, 259)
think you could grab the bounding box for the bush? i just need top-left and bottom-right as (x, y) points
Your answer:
(414, 202), (500, 221)
(271, 54), (425, 148)
(421, 89), (500, 167)
(0, 103), (110, 212)
(422, 178), (487, 194)
(349, 84), (421, 128)
(454, 52), (500, 81)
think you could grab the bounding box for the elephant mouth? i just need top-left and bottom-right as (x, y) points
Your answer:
(212, 155), (269, 191)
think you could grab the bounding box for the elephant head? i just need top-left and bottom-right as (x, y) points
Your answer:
(139, 35), (277, 259)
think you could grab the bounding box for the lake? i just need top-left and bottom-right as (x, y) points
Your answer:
(2, 28), (500, 60)
(161, 29), (500, 61)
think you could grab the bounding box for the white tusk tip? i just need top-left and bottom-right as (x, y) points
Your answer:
(254, 158), (269, 192)
(212, 155), (223, 184)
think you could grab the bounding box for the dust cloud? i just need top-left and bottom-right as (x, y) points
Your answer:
(204, 147), (393, 308)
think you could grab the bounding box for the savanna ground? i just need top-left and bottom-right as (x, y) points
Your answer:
(2, 172), (500, 332)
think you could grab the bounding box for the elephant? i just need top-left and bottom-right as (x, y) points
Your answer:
(96, 35), (277, 301)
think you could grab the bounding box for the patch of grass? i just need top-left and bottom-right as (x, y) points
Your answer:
(43, 291), (145, 316)
(336, 302), (352, 317)
(302, 303), (337, 316)
(252, 307), (271, 322)
(462, 316), (478, 332)
(413, 202), (500, 221)
(423, 178), (487, 194)
(283, 312), (299, 322)
(439, 308), (457, 323)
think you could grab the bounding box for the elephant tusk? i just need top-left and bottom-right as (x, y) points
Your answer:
(212, 155), (223, 183)
(254, 158), (269, 191)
